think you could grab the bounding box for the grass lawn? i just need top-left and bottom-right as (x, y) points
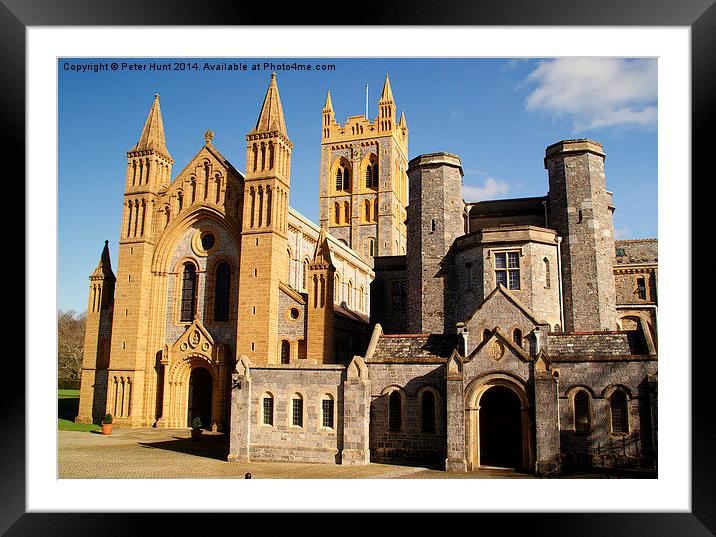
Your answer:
(58, 388), (100, 431)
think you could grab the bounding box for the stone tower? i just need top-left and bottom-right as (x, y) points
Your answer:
(76, 240), (116, 424)
(306, 226), (335, 363)
(236, 73), (293, 365)
(106, 94), (173, 426)
(406, 153), (465, 334)
(545, 139), (617, 332)
(319, 74), (408, 262)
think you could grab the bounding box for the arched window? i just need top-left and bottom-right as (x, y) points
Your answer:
(365, 160), (378, 189)
(321, 395), (334, 429)
(364, 199), (371, 222)
(483, 329), (491, 341)
(373, 199), (378, 221)
(334, 202), (341, 224)
(213, 262), (231, 322)
(388, 391), (402, 432)
(280, 340), (290, 365)
(347, 281), (353, 307)
(334, 274), (340, 302)
(343, 168), (351, 191)
(574, 390), (590, 433)
(610, 390), (628, 433)
(544, 257), (551, 289)
(291, 393), (303, 427)
(513, 328), (523, 347)
(359, 286), (365, 311)
(262, 393), (274, 426)
(180, 263), (197, 322)
(421, 391), (436, 433)
(431, 219), (436, 232)
(366, 238), (375, 258)
(335, 168), (343, 191)
(343, 201), (350, 223)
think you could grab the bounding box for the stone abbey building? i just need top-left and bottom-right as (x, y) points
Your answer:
(77, 74), (658, 474)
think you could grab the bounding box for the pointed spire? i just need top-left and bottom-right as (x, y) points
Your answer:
(399, 110), (407, 128)
(252, 73), (287, 134)
(131, 93), (170, 158)
(379, 73), (394, 103)
(323, 91), (333, 111)
(92, 240), (115, 279)
(312, 225), (335, 268)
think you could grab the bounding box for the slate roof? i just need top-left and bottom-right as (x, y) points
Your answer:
(614, 239), (658, 264)
(369, 334), (460, 363)
(334, 302), (369, 324)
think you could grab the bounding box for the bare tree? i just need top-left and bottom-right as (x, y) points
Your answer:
(58, 310), (86, 379)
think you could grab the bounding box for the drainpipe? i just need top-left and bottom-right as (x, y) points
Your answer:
(555, 236), (565, 331)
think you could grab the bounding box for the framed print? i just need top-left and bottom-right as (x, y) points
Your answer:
(3, 0), (713, 534)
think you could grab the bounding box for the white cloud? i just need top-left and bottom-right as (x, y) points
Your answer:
(463, 177), (510, 202)
(614, 227), (633, 239)
(524, 58), (657, 132)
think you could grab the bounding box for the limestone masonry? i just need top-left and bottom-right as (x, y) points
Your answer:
(77, 74), (658, 475)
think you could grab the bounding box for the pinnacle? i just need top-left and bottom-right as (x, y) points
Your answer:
(92, 240), (115, 279)
(131, 93), (171, 159)
(324, 91), (333, 111)
(252, 73), (287, 134)
(379, 73), (394, 103)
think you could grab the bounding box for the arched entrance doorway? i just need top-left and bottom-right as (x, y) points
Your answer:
(479, 385), (523, 468)
(187, 367), (212, 429)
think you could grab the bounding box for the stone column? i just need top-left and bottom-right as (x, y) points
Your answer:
(228, 356), (252, 462)
(445, 352), (467, 472)
(340, 356), (370, 465)
(534, 357), (561, 476)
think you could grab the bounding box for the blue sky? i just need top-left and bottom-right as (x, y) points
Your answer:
(58, 57), (657, 313)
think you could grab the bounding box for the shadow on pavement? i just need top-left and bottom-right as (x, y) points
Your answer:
(58, 396), (79, 420)
(138, 434), (229, 461)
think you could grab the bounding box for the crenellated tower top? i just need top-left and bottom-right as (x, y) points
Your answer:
(320, 74), (408, 154)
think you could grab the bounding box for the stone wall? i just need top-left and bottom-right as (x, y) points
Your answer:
(554, 359), (658, 468)
(370, 255), (408, 334)
(366, 362), (447, 465)
(229, 360), (370, 465)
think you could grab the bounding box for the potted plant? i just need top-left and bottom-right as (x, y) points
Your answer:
(191, 416), (203, 440)
(101, 413), (113, 435)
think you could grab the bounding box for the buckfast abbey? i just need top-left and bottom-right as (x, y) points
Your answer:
(77, 74), (658, 474)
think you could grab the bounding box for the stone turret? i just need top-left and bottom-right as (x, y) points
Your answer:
(76, 240), (115, 424)
(306, 226), (335, 363)
(407, 152), (465, 334)
(545, 139), (617, 332)
(237, 73), (294, 365)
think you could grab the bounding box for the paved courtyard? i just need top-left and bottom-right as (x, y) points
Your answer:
(58, 427), (537, 479)
(58, 428), (646, 479)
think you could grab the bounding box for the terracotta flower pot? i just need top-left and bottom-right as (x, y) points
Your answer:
(191, 428), (203, 441)
(101, 423), (113, 435)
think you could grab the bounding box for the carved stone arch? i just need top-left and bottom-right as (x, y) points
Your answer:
(464, 373), (533, 471)
(151, 206), (240, 274)
(380, 384), (406, 433)
(601, 383), (633, 400)
(331, 156), (352, 193)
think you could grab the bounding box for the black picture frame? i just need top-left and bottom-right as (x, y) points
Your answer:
(3, 0), (711, 534)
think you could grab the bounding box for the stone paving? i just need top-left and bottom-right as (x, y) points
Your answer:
(58, 428), (638, 479)
(58, 428), (536, 479)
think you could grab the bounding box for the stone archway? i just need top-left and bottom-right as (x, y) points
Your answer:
(465, 374), (533, 471)
(479, 385), (523, 468)
(187, 367), (212, 429)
